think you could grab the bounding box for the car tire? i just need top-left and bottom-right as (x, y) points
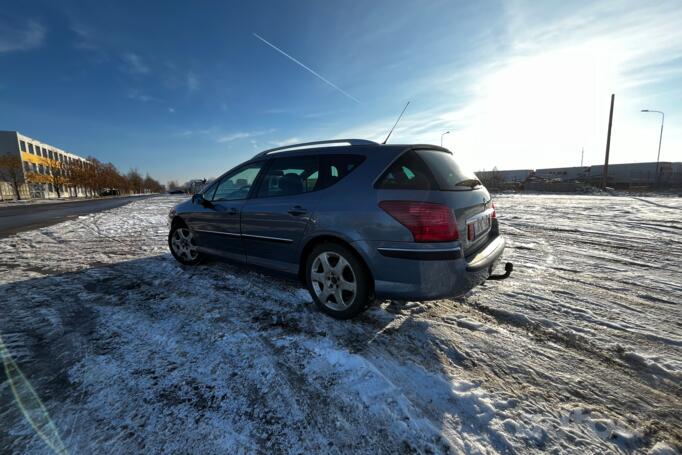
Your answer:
(168, 223), (203, 265)
(305, 242), (372, 319)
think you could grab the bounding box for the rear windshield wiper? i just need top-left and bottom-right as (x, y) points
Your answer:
(454, 178), (481, 188)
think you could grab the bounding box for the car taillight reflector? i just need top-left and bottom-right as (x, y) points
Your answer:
(379, 200), (458, 242)
(491, 201), (497, 219)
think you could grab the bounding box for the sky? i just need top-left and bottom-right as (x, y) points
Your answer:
(0, 0), (681, 183)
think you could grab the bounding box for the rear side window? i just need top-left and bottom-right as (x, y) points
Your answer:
(257, 156), (319, 198)
(375, 150), (436, 190)
(415, 149), (480, 190)
(320, 154), (365, 189)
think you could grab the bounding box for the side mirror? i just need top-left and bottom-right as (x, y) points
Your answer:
(193, 194), (210, 207)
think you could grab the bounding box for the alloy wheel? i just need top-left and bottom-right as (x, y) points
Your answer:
(310, 251), (357, 310)
(171, 228), (199, 262)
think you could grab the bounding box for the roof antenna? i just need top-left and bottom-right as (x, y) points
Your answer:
(382, 101), (410, 144)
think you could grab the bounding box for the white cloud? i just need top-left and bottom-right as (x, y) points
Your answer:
(217, 132), (253, 143)
(121, 52), (150, 75)
(70, 23), (99, 51)
(126, 89), (157, 102)
(275, 137), (302, 146)
(186, 71), (199, 92)
(216, 129), (275, 143)
(0, 19), (45, 53)
(174, 128), (214, 138)
(168, 107), (176, 113)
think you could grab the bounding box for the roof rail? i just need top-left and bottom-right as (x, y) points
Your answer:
(253, 139), (378, 158)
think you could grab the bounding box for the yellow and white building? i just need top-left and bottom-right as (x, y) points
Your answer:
(0, 130), (89, 200)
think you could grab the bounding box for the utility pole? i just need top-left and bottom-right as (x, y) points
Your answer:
(641, 109), (665, 187)
(581, 148), (584, 167)
(602, 94), (615, 189)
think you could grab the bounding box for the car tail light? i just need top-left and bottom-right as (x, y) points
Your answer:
(379, 201), (458, 242)
(491, 201), (497, 219)
(467, 224), (475, 241)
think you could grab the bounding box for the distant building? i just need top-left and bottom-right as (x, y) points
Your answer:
(477, 161), (681, 190)
(475, 169), (533, 184)
(535, 166), (590, 181)
(673, 163), (682, 186)
(186, 179), (209, 194)
(0, 131), (89, 200)
(589, 162), (678, 187)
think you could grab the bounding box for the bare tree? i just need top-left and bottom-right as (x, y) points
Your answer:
(0, 154), (25, 200)
(143, 173), (163, 193)
(61, 159), (165, 198)
(64, 158), (87, 196)
(127, 169), (143, 194)
(83, 157), (102, 196)
(50, 159), (69, 198)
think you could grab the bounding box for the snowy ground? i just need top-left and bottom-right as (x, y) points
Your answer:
(0, 195), (680, 454)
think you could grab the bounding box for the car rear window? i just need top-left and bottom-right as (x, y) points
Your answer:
(375, 150), (436, 190)
(415, 149), (480, 190)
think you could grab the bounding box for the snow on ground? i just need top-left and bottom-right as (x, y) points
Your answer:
(0, 194), (680, 454)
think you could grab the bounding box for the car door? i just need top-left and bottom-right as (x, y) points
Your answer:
(188, 161), (265, 263)
(241, 155), (320, 274)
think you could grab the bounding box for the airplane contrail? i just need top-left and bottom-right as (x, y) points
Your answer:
(253, 33), (360, 104)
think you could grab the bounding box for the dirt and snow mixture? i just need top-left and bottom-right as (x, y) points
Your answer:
(0, 194), (680, 454)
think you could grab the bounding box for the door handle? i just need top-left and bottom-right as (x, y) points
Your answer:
(288, 205), (307, 216)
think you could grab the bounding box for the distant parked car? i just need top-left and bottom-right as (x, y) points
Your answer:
(168, 139), (508, 319)
(167, 189), (185, 195)
(99, 188), (120, 196)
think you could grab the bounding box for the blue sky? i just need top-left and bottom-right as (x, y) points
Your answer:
(1, 0), (681, 183)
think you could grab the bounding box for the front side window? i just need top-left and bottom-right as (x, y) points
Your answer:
(28, 143), (34, 154)
(257, 156), (319, 198)
(20, 140), (26, 152)
(375, 150), (436, 190)
(207, 162), (264, 201)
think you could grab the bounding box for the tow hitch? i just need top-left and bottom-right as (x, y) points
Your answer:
(488, 262), (513, 281)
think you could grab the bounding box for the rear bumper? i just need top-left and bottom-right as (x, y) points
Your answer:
(466, 235), (506, 272)
(352, 235), (506, 301)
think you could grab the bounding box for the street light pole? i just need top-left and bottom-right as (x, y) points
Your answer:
(602, 94), (615, 189)
(440, 131), (450, 147)
(641, 109), (665, 186)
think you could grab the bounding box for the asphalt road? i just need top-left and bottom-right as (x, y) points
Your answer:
(0, 196), (154, 237)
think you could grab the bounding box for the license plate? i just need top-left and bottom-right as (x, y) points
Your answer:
(467, 213), (491, 241)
